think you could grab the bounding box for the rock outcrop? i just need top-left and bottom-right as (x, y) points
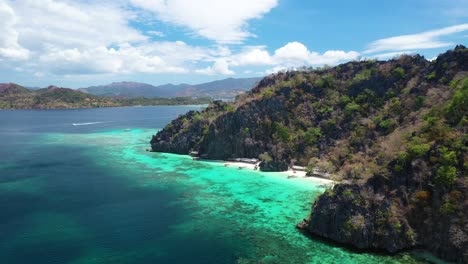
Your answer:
(303, 184), (417, 253)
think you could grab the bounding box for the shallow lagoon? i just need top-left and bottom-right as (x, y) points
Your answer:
(0, 107), (437, 263)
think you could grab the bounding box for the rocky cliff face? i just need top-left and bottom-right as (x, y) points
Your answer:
(305, 184), (417, 252)
(151, 46), (468, 263)
(303, 167), (467, 263)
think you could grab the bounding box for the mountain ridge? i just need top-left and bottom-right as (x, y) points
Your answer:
(79, 77), (262, 99)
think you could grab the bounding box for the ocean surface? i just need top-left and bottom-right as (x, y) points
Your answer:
(0, 106), (440, 264)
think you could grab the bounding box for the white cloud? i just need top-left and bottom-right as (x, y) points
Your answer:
(39, 43), (211, 75)
(310, 50), (361, 65)
(365, 24), (468, 53)
(265, 65), (288, 74)
(40, 47), (123, 75)
(0, 0), (217, 76)
(147, 30), (165, 37)
(130, 0), (278, 44)
(0, 0), (361, 79)
(230, 42), (360, 68)
(274, 42), (311, 65)
(196, 59), (235, 75)
(0, 2), (29, 60)
(13, 0), (146, 51)
(367, 51), (415, 60)
(231, 47), (273, 66)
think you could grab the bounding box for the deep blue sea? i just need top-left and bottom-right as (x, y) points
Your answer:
(0, 106), (441, 264)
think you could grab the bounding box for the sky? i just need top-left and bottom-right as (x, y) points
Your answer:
(0, 0), (467, 88)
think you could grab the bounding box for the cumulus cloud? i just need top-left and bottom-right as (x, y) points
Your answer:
(0, 0), (216, 76)
(13, 0), (146, 51)
(196, 59), (235, 75)
(0, 2), (29, 60)
(230, 46), (274, 66)
(265, 65), (288, 74)
(365, 24), (468, 53)
(130, 0), (278, 44)
(274, 42), (311, 65)
(38, 41), (225, 75)
(0, 0), (361, 79)
(309, 50), (361, 65)
(230, 42), (360, 69)
(275, 42), (360, 66)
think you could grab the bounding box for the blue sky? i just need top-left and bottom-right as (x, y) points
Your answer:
(0, 0), (467, 88)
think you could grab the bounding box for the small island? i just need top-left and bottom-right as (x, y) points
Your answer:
(150, 46), (467, 263)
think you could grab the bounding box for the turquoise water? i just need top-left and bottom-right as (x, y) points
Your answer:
(0, 107), (436, 263)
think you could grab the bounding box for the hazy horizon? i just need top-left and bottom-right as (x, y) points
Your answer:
(7, 76), (263, 90)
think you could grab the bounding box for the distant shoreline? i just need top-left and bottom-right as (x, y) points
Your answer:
(0, 104), (209, 111)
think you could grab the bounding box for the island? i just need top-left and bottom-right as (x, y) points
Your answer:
(0, 84), (212, 109)
(150, 46), (467, 263)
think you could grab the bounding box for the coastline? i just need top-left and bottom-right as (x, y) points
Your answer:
(221, 160), (335, 185)
(0, 104), (209, 111)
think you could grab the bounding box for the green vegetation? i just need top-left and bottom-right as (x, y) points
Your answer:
(415, 95), (425, 109)
(344, 101), (360, 115)
(304, 127), (322, 145)
(272, 122), (290, 142)
(445, 77), (468, 126)
(353, 69), (372, 82)
(259, 152), (273, 162)
(344, 214), (365, 233)
(392, 67), (406, 79)
(426, 71), (436, 80)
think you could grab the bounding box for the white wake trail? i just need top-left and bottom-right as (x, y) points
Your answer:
(72, 122), (105, 126)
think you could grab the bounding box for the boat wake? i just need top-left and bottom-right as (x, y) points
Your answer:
(72, 122), (105, 126)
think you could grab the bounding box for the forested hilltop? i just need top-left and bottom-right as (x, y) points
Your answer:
(151, 46), (467, 263)
(0, 84), (211, 109)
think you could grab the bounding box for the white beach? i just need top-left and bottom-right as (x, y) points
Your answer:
(222, 161), (335, 185)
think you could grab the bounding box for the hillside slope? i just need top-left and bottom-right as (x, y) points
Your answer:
(150, 46), (467, 263)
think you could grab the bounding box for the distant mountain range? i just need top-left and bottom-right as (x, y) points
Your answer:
(78, 77), (262, 99)
(0, 83), (211, 109)
(0, 77), (262, 109)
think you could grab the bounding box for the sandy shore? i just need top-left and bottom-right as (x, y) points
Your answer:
(222, 161), (334, 185)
